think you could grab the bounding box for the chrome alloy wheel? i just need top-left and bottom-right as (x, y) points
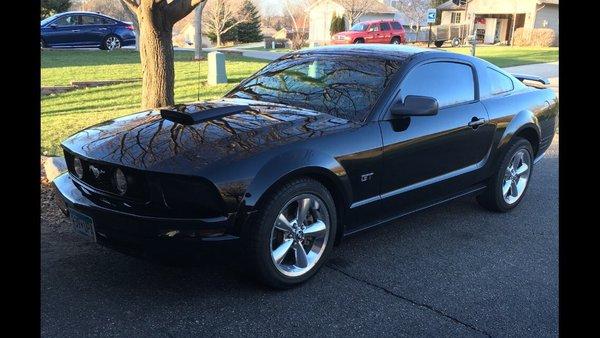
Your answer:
(270, 194), (330, 277)
(502, 149), (531, 205)
(105, 36), (121, 50)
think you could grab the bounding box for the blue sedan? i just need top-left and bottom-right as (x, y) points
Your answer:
(41, 11), (136, 50)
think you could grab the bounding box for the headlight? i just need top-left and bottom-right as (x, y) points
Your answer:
(114, 168), (127, 195)
(73, 157), (84, 179)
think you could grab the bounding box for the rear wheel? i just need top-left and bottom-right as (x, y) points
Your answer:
(451, 37), (461, 47)
(102, 35), (122, 50)
(354, 38), (364, 44)
(391, 37), (401, 44)
(477, 138), (533, 212)
(434, 40), (444, 48)
(244, 178), (337, 289)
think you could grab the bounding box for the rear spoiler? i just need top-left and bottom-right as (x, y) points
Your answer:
(511, 73), (550, 85)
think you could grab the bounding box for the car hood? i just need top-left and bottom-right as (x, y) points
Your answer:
(62, 98), (353, 175)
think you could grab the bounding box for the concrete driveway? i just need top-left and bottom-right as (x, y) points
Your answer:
(41, 136), (558, 337)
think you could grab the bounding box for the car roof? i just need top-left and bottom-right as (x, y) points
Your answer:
(294, 44), (432, 61)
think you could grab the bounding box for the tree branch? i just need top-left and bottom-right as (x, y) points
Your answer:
(168, 0), (208, 23)
(120, 0), (140, 14)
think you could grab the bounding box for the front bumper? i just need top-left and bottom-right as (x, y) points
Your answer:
(52, 173), (240, 255)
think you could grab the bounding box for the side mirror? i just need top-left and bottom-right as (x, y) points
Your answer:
(390, 95), (439, 117)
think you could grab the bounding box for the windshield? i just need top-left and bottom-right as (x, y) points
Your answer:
(225, 55), (402, 122)
(350, 23), (369, 31)
(41, 15), (57, 26)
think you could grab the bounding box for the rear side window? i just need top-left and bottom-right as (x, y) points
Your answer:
(486, 68), (514, 95)
(80, 15), (101, 25)
(391, 22), (402, 30)
(399, 62), (475, 107)
(380, 22), (391, 31)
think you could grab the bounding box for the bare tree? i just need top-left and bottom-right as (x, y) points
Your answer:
(203, 0), (250, 47)
(392, 0), (429, 32)
(337, 0), (379, 26)
(119, 0), (207, 110)
(283, 0), (311, 50)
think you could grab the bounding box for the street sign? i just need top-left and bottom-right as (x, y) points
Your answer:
(427, 8), (437, 24)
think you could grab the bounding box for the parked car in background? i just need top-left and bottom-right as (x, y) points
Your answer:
(331, 19), (406, 45)
(41, 11), (135, 50)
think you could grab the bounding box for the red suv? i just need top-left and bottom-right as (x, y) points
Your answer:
(331, 19), (406, 45)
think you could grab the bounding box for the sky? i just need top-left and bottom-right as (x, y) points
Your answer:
(257, 0), (286, 16)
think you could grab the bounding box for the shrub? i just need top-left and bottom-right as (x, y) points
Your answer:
(513, 28), (557, 47)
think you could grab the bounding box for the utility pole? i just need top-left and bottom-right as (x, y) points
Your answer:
(194, 2), (206, 60)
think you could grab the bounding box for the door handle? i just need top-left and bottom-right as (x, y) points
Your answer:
(468, 117), (486, 129)
(71, 29), (80, 32)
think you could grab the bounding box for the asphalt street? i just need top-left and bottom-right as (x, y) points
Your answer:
(41, 136), (558, 337)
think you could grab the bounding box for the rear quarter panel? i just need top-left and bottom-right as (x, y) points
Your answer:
(482, 86), (558, 172)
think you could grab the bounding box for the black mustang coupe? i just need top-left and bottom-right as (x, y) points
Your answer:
(53, 45), (558, 288)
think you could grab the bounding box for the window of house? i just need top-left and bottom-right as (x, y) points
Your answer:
(451, 12), (462, 24)
(398, 62), (475, 107)
(486, 68), (514, 95)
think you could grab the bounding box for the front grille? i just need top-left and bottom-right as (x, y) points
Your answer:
(63, 150), (149, 201)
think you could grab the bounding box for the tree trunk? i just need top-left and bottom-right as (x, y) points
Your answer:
(138, 3), (175, 109)
(216, 33), (222, 47)
(194, 3), (205, 59)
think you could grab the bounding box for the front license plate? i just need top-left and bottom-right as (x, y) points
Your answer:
(69, 209), (96, 242)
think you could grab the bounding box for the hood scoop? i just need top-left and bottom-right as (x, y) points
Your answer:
(158, 104), (250, 125)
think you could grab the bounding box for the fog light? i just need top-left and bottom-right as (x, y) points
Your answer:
(73, 157), (84, 179)
(114, 168), (127, 195)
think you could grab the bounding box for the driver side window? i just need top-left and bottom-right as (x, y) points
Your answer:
(54, 15), (79, 26)
(398, 62), (476, 108)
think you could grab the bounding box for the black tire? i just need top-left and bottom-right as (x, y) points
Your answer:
(354, 38), (365, 44)
(101, 35), (122, 50)
(41, 39), (46, 49)
(434, 40), (444, 48)
(390, 37), (401, 44)
(477, 137), (534, 212)
(451, 37), (461, 47)
(244, 177), (337, 289)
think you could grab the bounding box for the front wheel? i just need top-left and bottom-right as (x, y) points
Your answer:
(477, 138), (534, 212)
(354, 38), (364, 44)
(434, 40), (444, 48)
(244, 178), (337, 289)
(391, 37), (401, 44)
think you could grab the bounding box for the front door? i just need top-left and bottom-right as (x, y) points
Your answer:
(378, 60), (495, 218)
(43, 14), (81, 46)
(365, 23), (381, 43)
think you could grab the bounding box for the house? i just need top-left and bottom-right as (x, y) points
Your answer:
(307, 0), (402, 46)
(437, 0), (558, 45)
(174, 23), (212, 48)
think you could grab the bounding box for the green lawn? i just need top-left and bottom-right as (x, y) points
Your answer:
(41, 49), (267, 156)
(445, 46), (558, 68)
